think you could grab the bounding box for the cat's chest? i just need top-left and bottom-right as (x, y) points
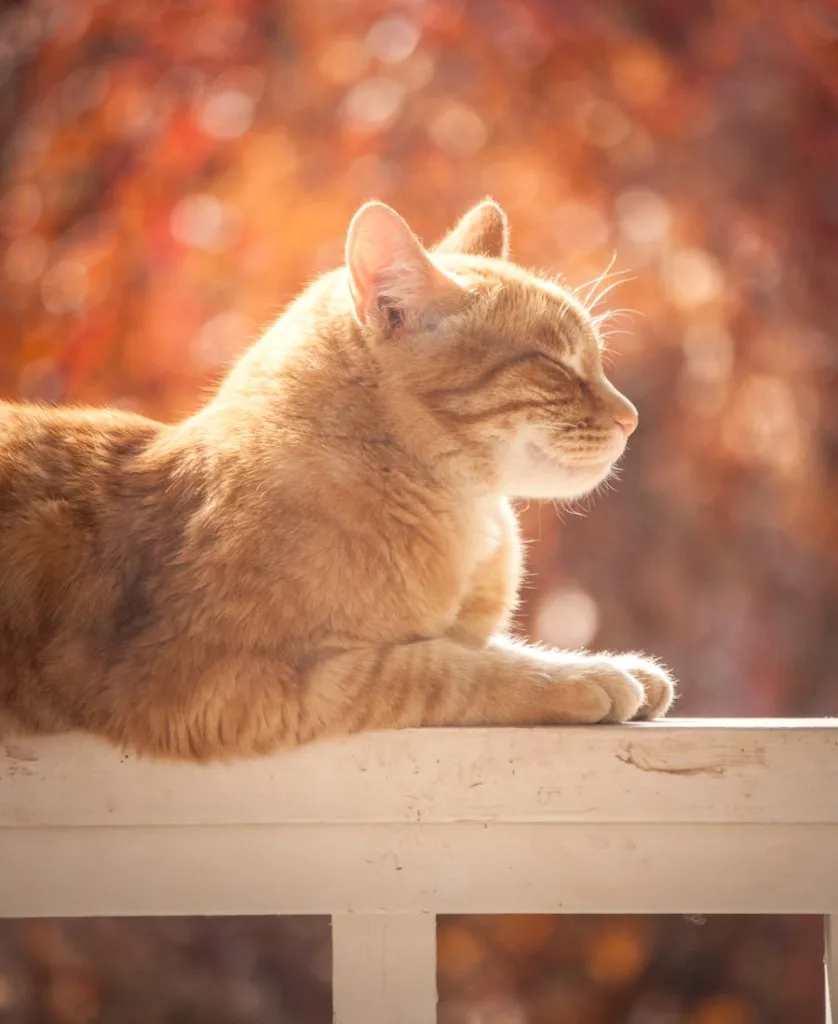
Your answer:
(469, 499), (506, 565)
(378, 497), (511, 632)
(284, 495), (516, 645)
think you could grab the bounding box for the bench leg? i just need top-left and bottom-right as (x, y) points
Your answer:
(332, 913), (437, 1024)
(828, 914), (836, 1024)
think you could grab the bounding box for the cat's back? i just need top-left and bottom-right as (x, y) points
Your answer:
(0, 402), (164, 638)
(0, 400), (161, 514)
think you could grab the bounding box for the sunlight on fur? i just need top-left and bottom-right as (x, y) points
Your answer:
(0, 200), (675, 760)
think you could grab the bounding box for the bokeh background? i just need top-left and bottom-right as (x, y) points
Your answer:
(1, 0), (836, 1020)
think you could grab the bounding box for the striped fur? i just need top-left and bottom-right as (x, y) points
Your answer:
(0, 201), (674, 760)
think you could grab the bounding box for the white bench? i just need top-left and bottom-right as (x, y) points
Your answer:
(1, 719), (836, 1022)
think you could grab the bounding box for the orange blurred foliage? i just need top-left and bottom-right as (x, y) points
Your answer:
(0, 0), (835, 1020)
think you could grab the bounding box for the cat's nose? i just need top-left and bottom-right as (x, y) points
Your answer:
(613, 402), (638, 436)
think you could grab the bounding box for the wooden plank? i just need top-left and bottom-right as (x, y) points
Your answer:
(828, 914), (837, 1024)
(332, 914), (436, 1024)
(1, 822), (836, 917)
(2, 720), (837, 827)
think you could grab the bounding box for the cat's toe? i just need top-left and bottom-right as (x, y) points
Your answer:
(610, 654), (676, 720)
(574, 661), (646, 723)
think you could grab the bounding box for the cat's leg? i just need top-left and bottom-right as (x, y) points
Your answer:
(297, 636), (674, 744)
(446, 498), (521, 646)
(122, 640), (673, 758)
(446, 505), (675, 721)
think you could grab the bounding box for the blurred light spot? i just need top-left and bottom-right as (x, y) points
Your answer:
(199, 88), (255, 139)
(190, 312), (247, 369)
(552, 202), (609, 255)
(682, 322), (734, 383)
(496, 10), (551, 69)
(576, 100), (631, 148)
(587, 925), (649, 984)
(436, 925), (486, 980)
(428, 102), (487, 157)
(693, 994), (755, 1024)
(2, 183), (42, 234)
(662, 248), (723, 308)
(365, 17), (419, 63)
(170, 194), (239, 251)
(18, 357), (62, 401)
(4, 234), (47, 283)
(611, 47), (671, 106)
(487, 158), (549, 203)
(725, 374), (806, 473)
(342, 77), (404, 130)
(534, 586), (599, 649)
(615, 189), (670, 246)
(41, 259), (88, 314)
(399, 51), (435, 91)
(318, 38), (368, 85)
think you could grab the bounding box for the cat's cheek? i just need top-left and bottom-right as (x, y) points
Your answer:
(496, 437), (613, 500)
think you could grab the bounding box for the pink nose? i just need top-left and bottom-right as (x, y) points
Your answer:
(614, 404), (638, 436)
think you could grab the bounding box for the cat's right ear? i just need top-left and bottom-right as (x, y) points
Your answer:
(345, 202), (453, 331)
(433, 199), (510, 260)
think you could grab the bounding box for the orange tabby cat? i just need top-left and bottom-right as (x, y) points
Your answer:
(0, 200), (675, 760)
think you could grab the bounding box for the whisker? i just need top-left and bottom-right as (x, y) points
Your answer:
(570, 267), (617, 300)
(576, 253), (619, 307)
(592, 307), (644, 325)
(573, 270), (631, 313)
(585, 275), (637, 315)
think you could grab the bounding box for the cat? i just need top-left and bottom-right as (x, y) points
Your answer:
(0, 199), (675, 760)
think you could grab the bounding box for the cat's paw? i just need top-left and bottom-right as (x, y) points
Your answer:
(539, 658), (646, 724)
(575, 660), (648, 722)
(608, 653), (676, 720)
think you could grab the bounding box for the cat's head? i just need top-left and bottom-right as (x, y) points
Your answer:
(345, 200), (639, 500)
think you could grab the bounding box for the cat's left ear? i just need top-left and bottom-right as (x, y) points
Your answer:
(346, 202), (455, 331)
(433, 199), (510, 260)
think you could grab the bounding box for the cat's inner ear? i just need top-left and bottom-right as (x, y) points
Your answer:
(345, 202), (453, 330)
(433, 199), (510, 260)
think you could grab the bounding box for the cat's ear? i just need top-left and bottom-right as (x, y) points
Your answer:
(433, 199), (510, 260)
(345, 202), (453, 330)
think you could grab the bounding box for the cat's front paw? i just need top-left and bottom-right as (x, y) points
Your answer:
(608, 653), (676, 720)
(567, 660), (647, 723)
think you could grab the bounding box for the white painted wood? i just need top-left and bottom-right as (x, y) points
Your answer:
(1, 822), (836, 918)
(828, 914), (837, 1024)
(2, 720), (837, 827)
(332, 914), (436, 1024)
(1, 720), (836, 1016)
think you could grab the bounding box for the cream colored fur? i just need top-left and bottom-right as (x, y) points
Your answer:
(0, 200), (675, 759)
